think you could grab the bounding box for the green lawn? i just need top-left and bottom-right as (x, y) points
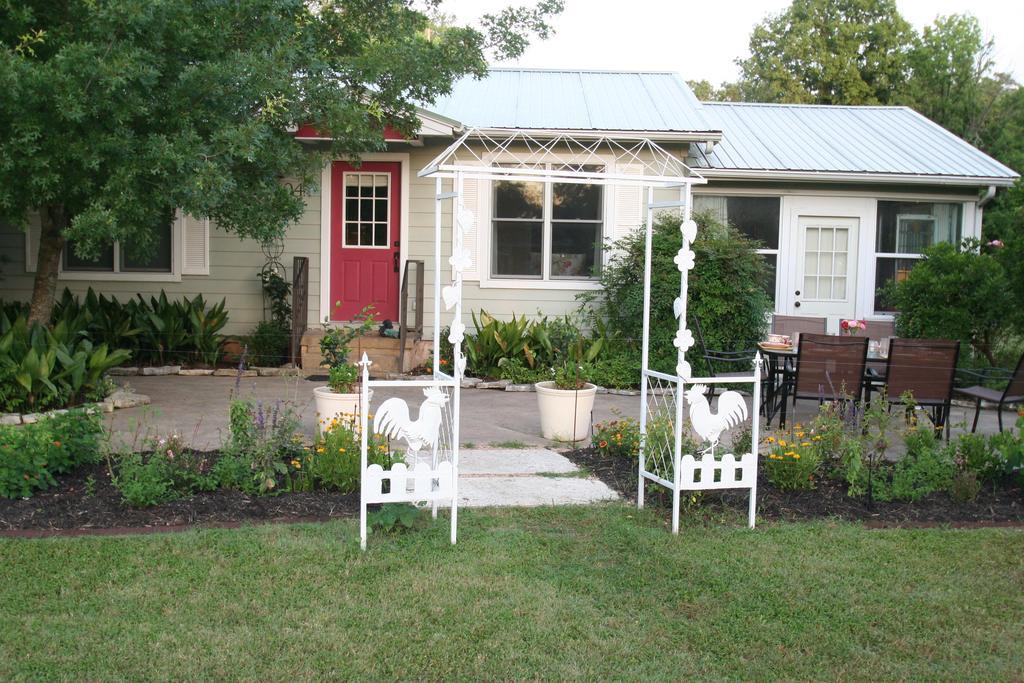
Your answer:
(1, 506), (1022, 681)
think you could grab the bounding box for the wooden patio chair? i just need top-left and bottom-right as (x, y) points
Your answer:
(784, 333), (868, 427)
(881, 338), (960, 438)
(772, 314), (827, 346)
(954, 352), (1024, 433)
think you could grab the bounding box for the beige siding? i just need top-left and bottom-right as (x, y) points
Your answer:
(0, 182), (322, 336)
(0, 140), (697, 340)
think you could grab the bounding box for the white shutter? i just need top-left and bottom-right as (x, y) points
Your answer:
(459, 176), (481, 281)
(24, 214), (41, 272)
(611, 163), (644, 244)
(181, 213), (210, 275)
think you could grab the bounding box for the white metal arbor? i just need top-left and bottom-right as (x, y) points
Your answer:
(359, 127), (761, 548)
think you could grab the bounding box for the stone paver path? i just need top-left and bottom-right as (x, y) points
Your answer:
(457, 448), (619, 507)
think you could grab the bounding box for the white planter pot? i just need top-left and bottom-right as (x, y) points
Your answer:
(313, 386), (371, 432)
(534, 381), (597, 442)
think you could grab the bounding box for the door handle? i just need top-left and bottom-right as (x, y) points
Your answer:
(393, 251), (399, 273)
(794, 290), (801, 308)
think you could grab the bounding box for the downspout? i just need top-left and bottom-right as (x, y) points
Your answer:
(979, 185), (997, 208)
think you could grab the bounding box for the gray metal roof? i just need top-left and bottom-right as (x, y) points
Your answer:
(692, 102), (1018, 184)
(425, 69), (720, 134)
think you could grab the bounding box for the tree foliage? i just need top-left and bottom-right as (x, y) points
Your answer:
(0, 0), (562, 322)
(736, 0), (914, 105)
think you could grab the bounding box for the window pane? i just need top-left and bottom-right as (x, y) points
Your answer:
(876, 201), (962, 254)
(874, 257), (919, 311)
(64, 242), (114, 272)
(551, 221), (601, 279)
(552, 182), (602, 220)
(694, 196), (780, 249)
(121, 220), (173, 272)
(492, 220), (542, 277)
(494, 181), (543, 219)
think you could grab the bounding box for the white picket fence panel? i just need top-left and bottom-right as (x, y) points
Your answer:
(363, 462), (455, 504)
(678, 452), (757, 490)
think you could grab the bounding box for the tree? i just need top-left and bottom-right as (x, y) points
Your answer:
(0, 0), (563, 324)
(686, 79), (744, 103)
(903, 14), (997, 144)
(737, 0), (914, 105)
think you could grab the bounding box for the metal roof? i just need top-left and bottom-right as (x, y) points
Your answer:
(692, 102), (1019, 185)
(425, 69), (721, 135)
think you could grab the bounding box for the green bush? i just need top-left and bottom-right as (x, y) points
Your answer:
(581, 211), (773, 374)
(593, 417), (642, 459)
(588, 351), (641, 390)
(221, 398), (306, 494)
(0, 409), (104, 498)
(245, 320), (291, 367)
(885, 240), (1014, 366)
(110, 433), (218, 507)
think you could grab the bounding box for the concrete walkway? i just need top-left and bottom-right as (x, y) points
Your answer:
(458, 448), (618, 507)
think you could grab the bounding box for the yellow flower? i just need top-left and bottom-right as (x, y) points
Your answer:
(290, 459), (301, 469)
(793, 453), (800, 460)
(765, 436), (776, 444)
(801, 442), (811, 447)
(778, 440), (787, 448)
(316, 447), (325, 454)
(339, 447), (346, 453)
(796, 431), (805, 438)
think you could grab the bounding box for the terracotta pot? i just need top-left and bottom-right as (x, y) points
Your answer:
(313, 386), (371, 432)
(534, 381), (597, 442)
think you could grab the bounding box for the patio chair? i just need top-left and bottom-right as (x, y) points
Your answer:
(954, 352), (1024, 433)
(880, 338), (960, 438)
(783, 333), (868, 427)
(690, 315), (759, 401)
(771, 314), (827, 346)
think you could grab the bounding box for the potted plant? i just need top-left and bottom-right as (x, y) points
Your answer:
(313, 303), (375, 429)
(535, 360), (598, 442)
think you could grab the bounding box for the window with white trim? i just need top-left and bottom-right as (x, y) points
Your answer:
(63, 216), (174, 274)
(491, 164), (604, 280)
(693, 194), (780, 303)
(874, 200), (962, 312)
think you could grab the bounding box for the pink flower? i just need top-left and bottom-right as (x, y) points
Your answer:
(166, 449), (175, 460)
(987, 239), (1004, 248)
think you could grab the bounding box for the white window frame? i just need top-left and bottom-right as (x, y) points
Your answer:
(340, 170), (393, 250)
(479, 160), (610, 291)
(872, 201), (967, 315)
(692, 190), (783, 303)
(58, 212), (186, 283)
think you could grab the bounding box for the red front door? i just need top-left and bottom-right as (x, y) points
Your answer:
(330, 161), (401, 322)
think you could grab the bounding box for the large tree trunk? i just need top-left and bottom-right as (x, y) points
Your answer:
(27, 205), (67, 326)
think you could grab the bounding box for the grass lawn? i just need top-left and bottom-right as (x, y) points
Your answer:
(1, 506), (1022, 681)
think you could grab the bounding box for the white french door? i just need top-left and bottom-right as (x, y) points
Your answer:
(793, 215), (859, 321)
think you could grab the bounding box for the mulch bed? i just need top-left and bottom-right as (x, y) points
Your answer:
(564, 446), (1024, 527)
(0, 462), (359, 537)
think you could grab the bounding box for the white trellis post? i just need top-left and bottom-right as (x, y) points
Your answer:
(637, 185), (655, 510)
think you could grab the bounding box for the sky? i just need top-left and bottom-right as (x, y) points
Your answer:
(443, 0), (1024, 85)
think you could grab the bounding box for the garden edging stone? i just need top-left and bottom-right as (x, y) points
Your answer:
(141, 365), (181, 376)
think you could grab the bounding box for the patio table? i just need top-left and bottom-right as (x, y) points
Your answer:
(758, 342), (887, 427)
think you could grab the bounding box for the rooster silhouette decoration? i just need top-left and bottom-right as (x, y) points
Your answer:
(374, 387), (450, 458)
(683, 385), (748, 455)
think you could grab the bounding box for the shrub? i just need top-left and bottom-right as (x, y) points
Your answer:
(581, 210), (773, 374)
(222, 398), (306, 494)
(497, 357), (548, 384)
(245, 320), (291, 367)
(0, 409), (104, 498)
(110, 433), (218, 507)
(588, 351), (641, 389)
(310, 414), (392, 493)
(885, 240), (1013, 366)
(763, 427), (822, 490)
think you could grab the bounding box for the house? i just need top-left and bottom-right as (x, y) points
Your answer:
(1, 69), (1018, 369)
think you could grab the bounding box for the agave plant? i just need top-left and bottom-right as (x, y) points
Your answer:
(135, 292), (188, 365)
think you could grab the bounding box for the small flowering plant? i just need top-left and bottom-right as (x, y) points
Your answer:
(593, 417), (642, 459)
(839, 319), (867, 335)
(309, 413), (392, 493)
(762, 423), (823, 490)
